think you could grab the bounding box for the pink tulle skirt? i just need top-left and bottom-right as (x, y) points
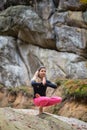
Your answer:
(33, 96), (62, 107)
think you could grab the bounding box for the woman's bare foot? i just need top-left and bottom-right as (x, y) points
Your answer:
(39, 107), (43, 114)
(35, 93), (40, 98)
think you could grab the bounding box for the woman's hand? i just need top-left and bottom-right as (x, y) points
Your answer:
(42, 77), (46, 85)
(35, 93), (40, 98)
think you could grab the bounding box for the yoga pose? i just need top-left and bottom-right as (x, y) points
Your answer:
(31, 66), (62, 114)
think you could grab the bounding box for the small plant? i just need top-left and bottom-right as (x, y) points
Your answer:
(63, 79), (87, 98)
(55, 79), (87, 99)
(7, 86), (33, 97)
(80, 0), (87, 4)
(0, 84), (4, 88)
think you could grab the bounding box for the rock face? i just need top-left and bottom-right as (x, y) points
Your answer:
(0, 107), (87, 130)
(0, 36), (30, 87)
(0, 87), (33, 108)
(0, 1), (87, 87)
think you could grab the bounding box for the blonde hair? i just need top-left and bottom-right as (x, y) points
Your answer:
(31, 66), (46, 82)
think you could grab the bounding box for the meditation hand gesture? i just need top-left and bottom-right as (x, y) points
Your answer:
(42, 77), (46, 85)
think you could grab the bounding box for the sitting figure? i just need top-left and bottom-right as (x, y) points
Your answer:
(31, 66), (62, 114)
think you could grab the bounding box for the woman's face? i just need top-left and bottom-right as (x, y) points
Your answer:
(39, 68), (46, 78)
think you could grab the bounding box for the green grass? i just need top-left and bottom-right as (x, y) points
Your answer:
(56, 79), (87, 98)
(8, 86), (33, 97)
(0, 84), (4, 89)
(80, 0), (87, 4)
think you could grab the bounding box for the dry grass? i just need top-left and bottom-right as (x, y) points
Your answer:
(56, 79), (87, 98)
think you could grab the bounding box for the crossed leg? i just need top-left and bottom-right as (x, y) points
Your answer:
(34, 94), (62, 114)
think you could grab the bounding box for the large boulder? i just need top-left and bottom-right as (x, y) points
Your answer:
(18, 43), (87, 80)
(55, 25), (87, 58)
(0, 0), (34, 11)
(58, 0), (87, 11)
(0, 107), (87, 130)
(49, 11), (87, 58)
(0, 5), (56, 49)
(0, 35), (87, 87)
(0, 36), (29, 87)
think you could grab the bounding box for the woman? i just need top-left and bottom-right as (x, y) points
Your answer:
(31, 66), (62, 114)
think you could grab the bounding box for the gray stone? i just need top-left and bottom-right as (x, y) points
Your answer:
(0, 107), (77, 130)
(0, 36), (29, 87)
(55, 25), (87, 58)
(58, 0), (87, 11)
(83, 10), (87, 24)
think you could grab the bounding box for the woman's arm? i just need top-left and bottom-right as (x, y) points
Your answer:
(46, 80), (57, 89)
(31, 80), (42, 87)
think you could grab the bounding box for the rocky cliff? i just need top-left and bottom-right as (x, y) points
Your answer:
(0, 0), (87, 87)
(0, 0), (87, 125)
(0, 107), (87, 130)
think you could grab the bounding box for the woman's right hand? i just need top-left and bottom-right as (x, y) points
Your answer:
(42, 77), (46, 85)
